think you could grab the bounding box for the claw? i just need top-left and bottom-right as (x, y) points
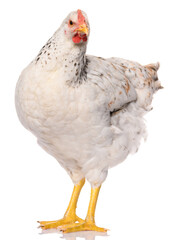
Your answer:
(37, 215), (84, 230)
(59, 221), (108, 233)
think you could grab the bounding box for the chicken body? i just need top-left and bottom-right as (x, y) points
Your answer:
(15, 10), (162, 232)
(15, 54), (161, 187)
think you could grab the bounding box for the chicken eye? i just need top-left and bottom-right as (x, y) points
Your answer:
(69, 20), (74, 26)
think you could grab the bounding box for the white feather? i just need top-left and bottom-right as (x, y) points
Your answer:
(15, 10), (161, 187)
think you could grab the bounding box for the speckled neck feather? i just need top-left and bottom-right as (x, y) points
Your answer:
(34, 26), (88, 87)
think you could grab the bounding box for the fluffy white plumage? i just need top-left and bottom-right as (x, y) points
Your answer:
(15, 10), (162, 187)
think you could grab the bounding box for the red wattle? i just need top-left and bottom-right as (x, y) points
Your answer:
(72, 34), (82, 43)
(82, 34), (87, 42)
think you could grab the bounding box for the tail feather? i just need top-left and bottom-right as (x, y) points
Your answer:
(144, 62), (163, 90)
(144, 62), (160, 82)
(145, 62), (160, 71)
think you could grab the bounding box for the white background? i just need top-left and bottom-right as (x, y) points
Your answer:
(0, 0), (175, 240)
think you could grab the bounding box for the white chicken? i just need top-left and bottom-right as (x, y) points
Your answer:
(15, 9), (162, 233)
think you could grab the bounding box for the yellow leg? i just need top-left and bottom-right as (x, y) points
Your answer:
(60, 185), (108, 233)
(38, 178), (85, 230)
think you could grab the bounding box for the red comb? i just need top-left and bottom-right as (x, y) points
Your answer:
(77, 9), (85, 25)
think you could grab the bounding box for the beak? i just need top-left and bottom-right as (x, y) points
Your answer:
(75, 24), (89, 35)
